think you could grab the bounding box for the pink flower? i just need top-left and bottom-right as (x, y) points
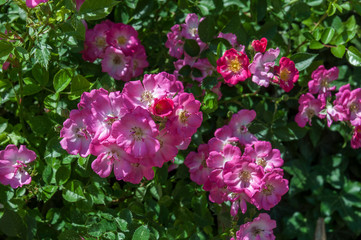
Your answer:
(207, 144), (242, 187)
(165, 24), (184, 59)
(90, 142), (133, 180)
(84, 90), (128, 142)
(167, 92), (203, 138)
(333, 84), (361, 126)
(309, 65), (339, 102)
(228, 191), (252, 216)
(101, 46), (131, 81)
(295, 93), (325, 127)
(26, 0), (48, 8)
(228, 109), (257, 146)
(273, 57), (299, 92)
(244, 141), (284, 172)
(253, 172), (289, 210)
(122, 72), (183, 110)
(208, 125), (239, 152)
(223, 160), (263, 197)
(60, 109), (92, 157)
(151, 129), (180, 167)
(181, 13), (201, 39)
(151, 97), (174, 117)
(351, 126), (361, 149)
(235, 213), (276, 240)
(112, 107), (160, 158)
(249, 48), (280, 87)
(217, 48), (251, 85)
(218, 32), (237, 48)
(0, 145), (36, 188)
(184, 144), (211, 185)
(106, 23), (139, 55)
(82, 20), (113, 62)
(122, 163), (155, 184)
(251, 38), (267, 53)
(129, 45), (149, 79)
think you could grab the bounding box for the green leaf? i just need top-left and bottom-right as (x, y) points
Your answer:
(54, 69), (72, 92)
(201, 92), (218, 114)
(331, 45), (346, 58)
(132, 225), (150, 240)
(321, 27), (335, 44)
(251, 0), (267, 22)
(0, 210), (26, 237)
(62, 180), (86, 202)
(327, 2), (336, 16)
(23, 84), (42, 96)
(192, 68), (203, 78)
(79, 0), (119, 20)
(40, 185), (58, 202)
(56, 165), (71, 185)
(290, 53), (318, 71)
(346, 46), (361, 67)
(33, 43), (51, 70)
(32, 64), (49, 86)
(303, 32), (314, 40)
(26, 115), (52, 135)
(70, 75), (90, 99)
(179, 65), (191, 77)
(201, 76), (218, 90)
(309, 41), (324, 49)
(198, 16), (216, 43)
(184, 39), (200, 57)
(0, 41), (13, 58)
(345, 15), (356, 31)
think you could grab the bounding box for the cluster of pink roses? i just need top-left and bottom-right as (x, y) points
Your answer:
(218, 39), (299, 92)
(295, 65), (361, 148)
(166, 14), (243, 84)
(82, 20), (149, 81)
(60, 72), (203, 184)
(184, 109), (289, 217)
(0, 145), (36, 189)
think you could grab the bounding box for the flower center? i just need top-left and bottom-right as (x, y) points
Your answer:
(105, 115), (118, 125)
(279, 68), (291, 81)
(130, 127), (143, 141)
(113, 55), (122, 65)
(239, 170), (251, 182)
(117, 36), (127, 45)
(350, 102), (359, 112)
(179, 110), (190, 124)
(320, 78), (329, 88)
(189, 27), (197, 37)
(95, 36), (106, 48)
(262, 184), (275, 196)
(256, 157), (267, 168)
(306, 108), (315, 119)
(141, 91), (153, 104)
(76, 127), (89, 139)
(239, 125), (248, 133)
(252, 227), (264, 236)
(228, 59), (242, 73)
(13, 160), (27, 173)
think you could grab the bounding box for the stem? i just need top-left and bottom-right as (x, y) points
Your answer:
(18, 70), (28, 137)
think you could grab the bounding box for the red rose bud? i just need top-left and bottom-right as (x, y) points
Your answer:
(151, 97), (174, 117)
(251, 37), (267, 53)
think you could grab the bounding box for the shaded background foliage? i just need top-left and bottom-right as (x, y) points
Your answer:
(0, 0), (361, 239)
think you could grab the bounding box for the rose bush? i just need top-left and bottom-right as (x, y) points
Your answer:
(1, 0), (361, 239)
